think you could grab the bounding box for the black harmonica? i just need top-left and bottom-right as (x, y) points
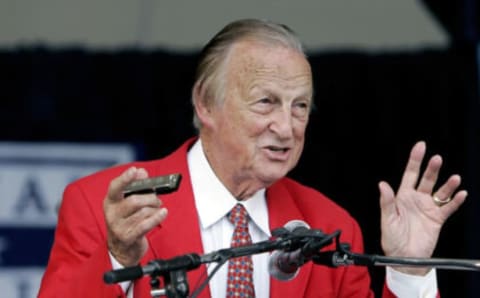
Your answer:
(123, 173), (182, 197)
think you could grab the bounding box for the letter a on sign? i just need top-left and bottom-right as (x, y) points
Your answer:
(14, 177), (49, 215)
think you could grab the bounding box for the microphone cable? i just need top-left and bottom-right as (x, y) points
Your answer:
(190, 250), (230, 298)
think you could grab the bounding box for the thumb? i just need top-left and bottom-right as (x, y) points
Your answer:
(378, 181), (396, 215)
(108, 166), (145, 201)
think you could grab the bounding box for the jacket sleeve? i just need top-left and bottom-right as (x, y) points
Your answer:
(38, 182), (125, 298)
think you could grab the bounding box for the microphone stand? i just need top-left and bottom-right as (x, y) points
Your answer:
(104, 229), (326, 298)
(104, 226), (480, 297)
(104, 253), (206, 298)
(312, 232), (480, 272)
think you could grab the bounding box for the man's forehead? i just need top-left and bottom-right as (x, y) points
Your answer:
(227, 40), (311, 77)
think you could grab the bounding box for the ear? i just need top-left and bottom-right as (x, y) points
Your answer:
(193, 82), (216, 128)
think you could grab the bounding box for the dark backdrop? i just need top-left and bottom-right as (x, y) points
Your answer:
(1, 44), (479, 297)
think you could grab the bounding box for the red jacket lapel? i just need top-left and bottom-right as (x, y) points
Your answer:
(267, 180), (313, 298)
(139, 138), (212, 298)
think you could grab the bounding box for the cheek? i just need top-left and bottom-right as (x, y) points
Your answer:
(237, 113), (271, 138)
(293, 120), (308, 140)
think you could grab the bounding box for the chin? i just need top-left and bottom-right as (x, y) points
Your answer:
(257, 169), (290, 186)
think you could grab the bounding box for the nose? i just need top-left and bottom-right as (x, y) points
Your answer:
(268, 107), (294, 140)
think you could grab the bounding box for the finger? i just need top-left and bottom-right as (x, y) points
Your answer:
(107, 167), (139, 202)
(398, 141), (426, 190)
(416, 155), (442, 194)
(111, 206), (167, 242)
(135, 168), (149, 180)
(438, 190), (467, 215)
(432, 174), (462, 201)
(123, 193), (162, 218)
(379, 181), (396, 216)
(129, 207), (168, 238)
(108, 167), (152, 202)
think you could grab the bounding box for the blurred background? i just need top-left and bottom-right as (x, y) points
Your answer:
(0, 0), (479, 297)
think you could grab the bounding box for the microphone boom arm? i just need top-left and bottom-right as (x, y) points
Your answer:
(312, 232), (480, 272)
(314, 250), (480, 271)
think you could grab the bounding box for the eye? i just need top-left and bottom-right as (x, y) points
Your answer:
(292, 100), (310, 119)
(250, 97), (275, 114)
(258, 97), (273, 104)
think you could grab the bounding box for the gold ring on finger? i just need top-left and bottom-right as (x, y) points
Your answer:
(433, 194), (452, 207)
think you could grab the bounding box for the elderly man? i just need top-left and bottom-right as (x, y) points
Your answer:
(39, 19), (466, 298)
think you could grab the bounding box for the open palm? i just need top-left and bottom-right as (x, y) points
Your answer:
(379, 141), (467, 274)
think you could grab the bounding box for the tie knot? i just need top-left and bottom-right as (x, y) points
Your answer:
(228, 203), (248, 228)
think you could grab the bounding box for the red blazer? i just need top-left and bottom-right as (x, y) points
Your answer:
(38, 138), (395, 297)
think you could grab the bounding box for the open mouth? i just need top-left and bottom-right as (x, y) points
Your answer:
(267, 146), (289, 153)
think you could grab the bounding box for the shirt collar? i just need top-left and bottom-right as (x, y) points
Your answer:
(187, 139), (271, 236)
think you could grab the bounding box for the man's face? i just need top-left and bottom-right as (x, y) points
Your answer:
(203, 40), (313, 195)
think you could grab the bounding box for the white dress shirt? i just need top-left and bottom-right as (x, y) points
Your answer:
(112, 138), (438, 298)
(188, 139), (271, 298)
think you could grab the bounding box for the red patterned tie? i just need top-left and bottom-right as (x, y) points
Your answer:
(226, 204), (256, 298)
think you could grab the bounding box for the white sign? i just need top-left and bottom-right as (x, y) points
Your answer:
(0, 268), (44, 298)
(0, 142), (136, 227)
(0, 141), (137, 298)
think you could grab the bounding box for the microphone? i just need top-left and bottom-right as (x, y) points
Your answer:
(268, 220), (307, 281)
(268, 220), (334, 281)
(104, 253), (203, 284)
